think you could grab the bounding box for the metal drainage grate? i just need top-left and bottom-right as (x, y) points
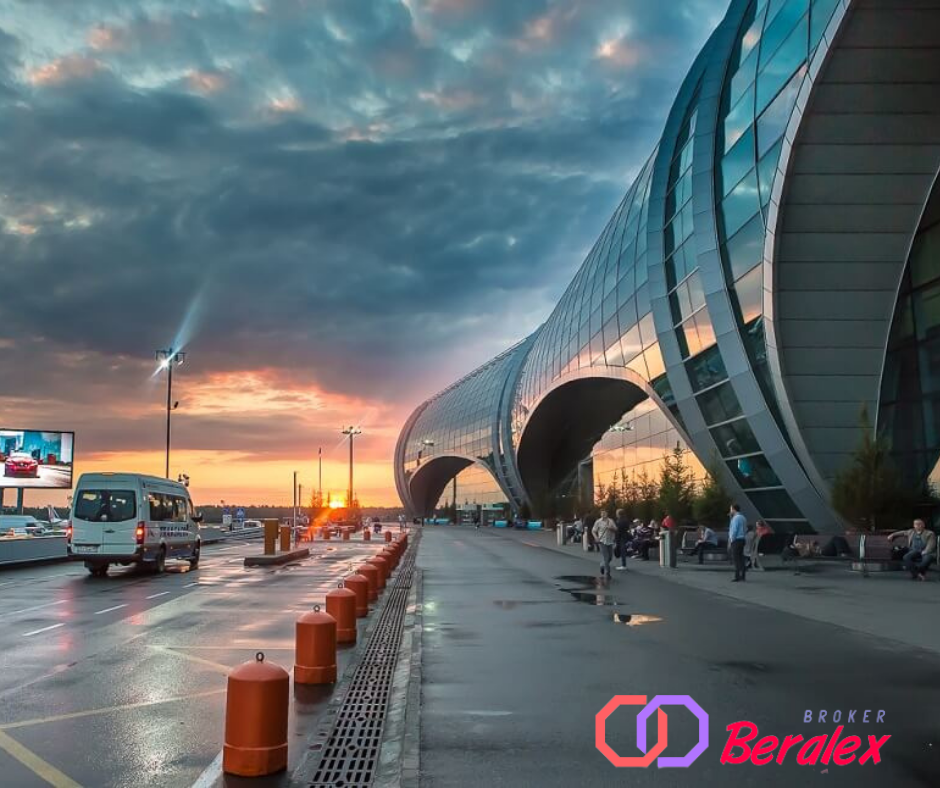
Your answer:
(309, 540), (418, 788)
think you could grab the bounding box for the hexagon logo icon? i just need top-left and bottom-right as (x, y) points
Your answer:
(596, 694), (708, 769)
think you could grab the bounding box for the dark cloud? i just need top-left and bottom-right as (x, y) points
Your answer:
(0, 0), (727, 489)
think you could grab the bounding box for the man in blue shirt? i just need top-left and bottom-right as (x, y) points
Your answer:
(729, 503), (748, 582)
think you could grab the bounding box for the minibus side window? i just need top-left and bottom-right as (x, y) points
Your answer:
(148, 493), (168, 522)
(171, 496), (188, 523)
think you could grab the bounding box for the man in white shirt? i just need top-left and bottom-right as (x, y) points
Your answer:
(592, 510), (617, 579)
(729, 503), (748, 582)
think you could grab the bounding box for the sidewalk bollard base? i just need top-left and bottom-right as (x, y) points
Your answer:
(223, 743), (288, 777)
(294, 663), (337, 685)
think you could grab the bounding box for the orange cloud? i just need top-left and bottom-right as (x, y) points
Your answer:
(87, 25), (126, 52)
(28, 55), (103, 86)
(188, 70), (229, 95)
(596, 36), (642, 69)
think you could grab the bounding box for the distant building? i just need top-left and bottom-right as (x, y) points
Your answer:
(395, 0), (940, 533)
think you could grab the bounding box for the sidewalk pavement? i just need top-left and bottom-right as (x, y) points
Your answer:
(494, 527), (940, 656)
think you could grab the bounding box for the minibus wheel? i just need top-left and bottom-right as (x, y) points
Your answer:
(189, 542), (200, 569)
(153, 547), (166, 575)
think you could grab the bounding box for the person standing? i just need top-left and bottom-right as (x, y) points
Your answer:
(614, 508), (631, 571)
(592, 510), (617, 579)
(729, 503), (748, 582)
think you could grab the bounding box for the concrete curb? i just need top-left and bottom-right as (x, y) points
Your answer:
(375, 566), (422, 788)
(243, 547), (309, 567)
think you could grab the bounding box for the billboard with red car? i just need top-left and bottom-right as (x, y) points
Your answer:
(0, 430), (74, 489)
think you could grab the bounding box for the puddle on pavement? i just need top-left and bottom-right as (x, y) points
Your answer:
(717, 660), (771, 673)
(564, 590), (622, 606)
(613, 613), (663, 626)
(492, 600), (551, 609)
(555, 575), (605, 587)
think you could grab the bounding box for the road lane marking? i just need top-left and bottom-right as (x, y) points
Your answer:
(145, 591), (170, 600)
(0, 688), (226, 731)
(0, 600), (68, 619)
(0, 730), (82, 788)
(150, 646), (231, 674)
(22, 623), (65, 637)
(93, 604), (127, 615)
(190, 750), (223, 788)
(184, 582), (199, 587)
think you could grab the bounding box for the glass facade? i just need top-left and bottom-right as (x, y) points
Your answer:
(398, 0), (934, 533)
(593, 402), (706, 500)
(880, 188), (940, 489)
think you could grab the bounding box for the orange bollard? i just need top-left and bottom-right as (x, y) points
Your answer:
(294, 605), (337, 685)
(223, 652), (289, 776)
(384, 530), (393, 543)
(363, 528), (371, 542)
(367, 555), (389, 589)
(345, 573), (369, 617)
(323, 527), (331, 541)
(358, 563), (379, 602)
(382, 548), (397, 570)
(342, 528), (350, 541)
(326, 583), (357, 644)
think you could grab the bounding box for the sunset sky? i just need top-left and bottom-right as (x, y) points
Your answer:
(0, 0), (726, 507)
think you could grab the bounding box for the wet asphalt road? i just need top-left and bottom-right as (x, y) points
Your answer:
(0, 535), (389, 787)
(418, 527), (940, 787)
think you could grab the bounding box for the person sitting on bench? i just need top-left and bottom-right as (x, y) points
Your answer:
(688, 525), (718, 564)
(888, 519), (937, 581)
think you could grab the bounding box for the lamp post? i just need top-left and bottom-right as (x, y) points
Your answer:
(342, 427), (362, 508)
(156, 348), (186, 479)
(317, 447), (322, 508)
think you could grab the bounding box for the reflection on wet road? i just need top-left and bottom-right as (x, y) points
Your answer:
(0, 537), (390, 787)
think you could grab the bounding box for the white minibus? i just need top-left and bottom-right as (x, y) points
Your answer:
(69, 473), (202, 577)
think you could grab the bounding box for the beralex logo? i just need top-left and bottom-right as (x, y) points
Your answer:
(596, 698), (890, 769)
(595, 695), (709, 768)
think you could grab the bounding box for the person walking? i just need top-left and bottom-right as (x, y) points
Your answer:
(614, 509), (632, 570)
(592, 510), (617, 579)
(729, 503), (748, 582)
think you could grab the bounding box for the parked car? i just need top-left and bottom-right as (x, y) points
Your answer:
(4, 452), (39, 478)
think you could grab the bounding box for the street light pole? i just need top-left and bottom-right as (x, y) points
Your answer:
(342, 427), (362, 508)
(318, 447), (322, 508)
(156, 348), (186, 479)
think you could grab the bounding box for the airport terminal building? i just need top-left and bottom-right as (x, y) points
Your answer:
(395, 0), (940, 533)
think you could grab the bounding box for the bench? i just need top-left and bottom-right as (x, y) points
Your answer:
(679, 530), (729, 563)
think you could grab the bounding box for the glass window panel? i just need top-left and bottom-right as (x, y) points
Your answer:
(695, 312), (717, 353)
(723, 85), (754, 153)
(636, 256), (649, 286)
(687, 271), (706, 313)
(919, 337), (940, 395)
(760, 0), (808, 69)
(687, 344), (730, 393)
(735, 264), (763, 325)
(679, 317), (702, 358)
(723, 209), (764, 281)
(747, 488), (803, 519)
(888, 294), (915, 350)
(676, 322), (691, 358)
(645, 343), (666, 380)
(810, 0), (841, 51)
(757, 66), (805, 156)
(740, 6), (766, 61)
(914, 281), (940, 342)
(721, 127), (756, 197)
(756, 15), (809, 115)
(710, 418), (761, 457)
(696, 379), (742, 422)
(638, 311), (657, 347)
(626, 349), (649, 381)
(621, 325), (643, 363)
(911, 223), (940, 289)
(757, 139), (783, 208)
(729, 47), (759, 108)
(727, 454), (781, 489)
(721, 169), (761, 239)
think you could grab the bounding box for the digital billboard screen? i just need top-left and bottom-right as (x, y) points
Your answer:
(0, 429), (74, 489)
